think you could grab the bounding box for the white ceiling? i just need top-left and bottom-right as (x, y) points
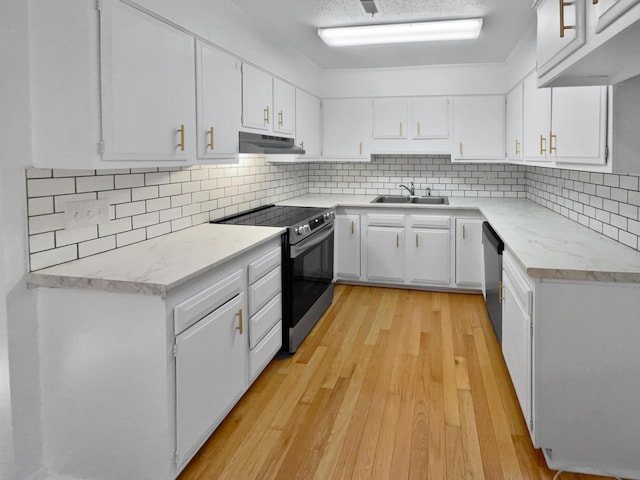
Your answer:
(227, 0), (536, 69)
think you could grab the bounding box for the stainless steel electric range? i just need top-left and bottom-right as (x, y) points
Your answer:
(213, 204), (335, 353)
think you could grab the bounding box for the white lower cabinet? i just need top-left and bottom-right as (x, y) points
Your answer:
(499, 249), (640, 479)
(454, 217), (484, 287)
(175, 292), (246, 463)
(335, 209), (474, 291)
(406, 215), (451, 285)
(366, 213), (405, 283)
(501, 251), (533, 434)
(35, 237), (282, 480)
(335, 214), (361, 280)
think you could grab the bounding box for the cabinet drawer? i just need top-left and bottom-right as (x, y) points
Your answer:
(249, 321), (282, 382)
(408, 214), (450, 229)
(503, 251), (533, 315)
(249, 266), (281, 316)
(367, 213), (405, 227)
(248, 247), (281, 284)
(174, 269), (243, 334)
(249, 294), (282, 349)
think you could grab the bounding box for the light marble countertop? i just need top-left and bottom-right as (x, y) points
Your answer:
(27, 224), (285, 295)
(278, 194), (640, 283)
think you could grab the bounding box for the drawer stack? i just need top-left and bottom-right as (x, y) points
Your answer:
(247, 246), (283, 381)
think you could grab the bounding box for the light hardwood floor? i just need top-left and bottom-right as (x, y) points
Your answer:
(179, 285), (614, 480)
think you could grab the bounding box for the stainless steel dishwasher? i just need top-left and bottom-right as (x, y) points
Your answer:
(482, 221), (504, 343)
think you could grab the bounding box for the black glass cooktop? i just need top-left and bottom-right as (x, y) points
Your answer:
(213, 205), (326, 227)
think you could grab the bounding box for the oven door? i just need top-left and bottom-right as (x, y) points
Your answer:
(287, 224), (334, 328)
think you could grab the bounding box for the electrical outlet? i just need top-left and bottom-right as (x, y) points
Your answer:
(64, 199), (109, 229)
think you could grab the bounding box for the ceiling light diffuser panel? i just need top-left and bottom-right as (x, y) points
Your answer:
(318, 18), (483, 47)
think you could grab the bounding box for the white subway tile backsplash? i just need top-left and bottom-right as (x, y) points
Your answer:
(98, 189), (132, 205)
(98, 218), (132, 237)
(56, 226), (98, 247)
(76, 175), (114, 193)
(132, 212), (159, 229)
(79, 236), (116, 258)
(53, 169), (94, 178)
(29, 213), (65, 235)
(28, 197), (54, 216)
(27, 178), (75, 197)
(30, 154), (640, 272)
(29, 232), (55, 253)
(146, 222), (171, 239)
(115, 174), (145, 189)
(131, 186), (159, 202)
(30, 245), (77, 271)
(115, 201), (146, 218)
(116, 228), (146, 248)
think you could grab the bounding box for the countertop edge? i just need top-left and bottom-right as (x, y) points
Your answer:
(27, 227), (286, 295)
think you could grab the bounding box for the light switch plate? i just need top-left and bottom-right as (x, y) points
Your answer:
(64, 199), (110, 229)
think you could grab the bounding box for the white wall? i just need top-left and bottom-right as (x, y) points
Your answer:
(0, 0), (43, 479)
(503, 25), (537, 92)
(320, 62), (511, 98)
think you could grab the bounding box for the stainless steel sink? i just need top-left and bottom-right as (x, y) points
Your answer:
(371, 195), (449, 205)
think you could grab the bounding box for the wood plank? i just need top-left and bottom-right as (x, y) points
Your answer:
(179, 285), (617, 480)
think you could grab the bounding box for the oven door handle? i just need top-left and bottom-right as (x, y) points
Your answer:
(290, 224), (334, 259)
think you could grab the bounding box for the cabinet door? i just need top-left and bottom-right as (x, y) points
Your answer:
(523, 72), (552, 163)
(242, 63), (272, 131)
(322, 98), (371, 159)
(366, 227), (405, 282)
(100, 1), (196, 161)
(372, 98), (408, 139)
(535, 0), (586, 75)
(411, 97), (449, 139)
(506, 83), (523, 161)
(335, 214), (361, 280)
(175, 293), (246, 464)
(452, 96), (505, 161)
(406, 228), (450, 285)
(455, 218), (483, 287)
(273, 78), (295, 136)
(295, 89), (321, 159)
(593, 0), (640, 33)
(501, 272), (532, 432)
(551, 86), (608, 165)
(195, 41), (240, 162)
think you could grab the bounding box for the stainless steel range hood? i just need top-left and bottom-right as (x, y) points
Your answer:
(239, 132), (305, 155)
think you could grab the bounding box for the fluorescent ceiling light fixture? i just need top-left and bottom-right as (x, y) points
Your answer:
(318, 18), (483, 47)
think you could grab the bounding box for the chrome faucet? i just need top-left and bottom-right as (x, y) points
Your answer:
(425, 186), (432, 196)
(399, 182), (415, 196)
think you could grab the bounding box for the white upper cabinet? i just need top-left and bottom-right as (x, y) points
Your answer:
(534, 0), (586, 77)
(372, 98), (408, 139)
(523, 72), (552, 163)
(410, 97), (449, 139)
(452, 96), (506, 161)
(195, 40), (240, 163)
(322, 98), (371, 160)
(534, 0), (640, 86)
(100, 0), (196, 162)
(295, 89), (322, 159)
(242, 64), (295, 137)
(273, 78), (295, 136)
(505, 83), (523, 162)
(242, 63), (273, 132)
(550, 86), (608, 165)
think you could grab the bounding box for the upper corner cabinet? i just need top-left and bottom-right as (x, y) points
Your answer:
(295, 89), (322, 159)
(241, 63), (295, 137)
(195, 41), (241, 163)
(100, 0), (196, 162)
(534, 0), (586, 76)
(452, 96), (506, 161)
